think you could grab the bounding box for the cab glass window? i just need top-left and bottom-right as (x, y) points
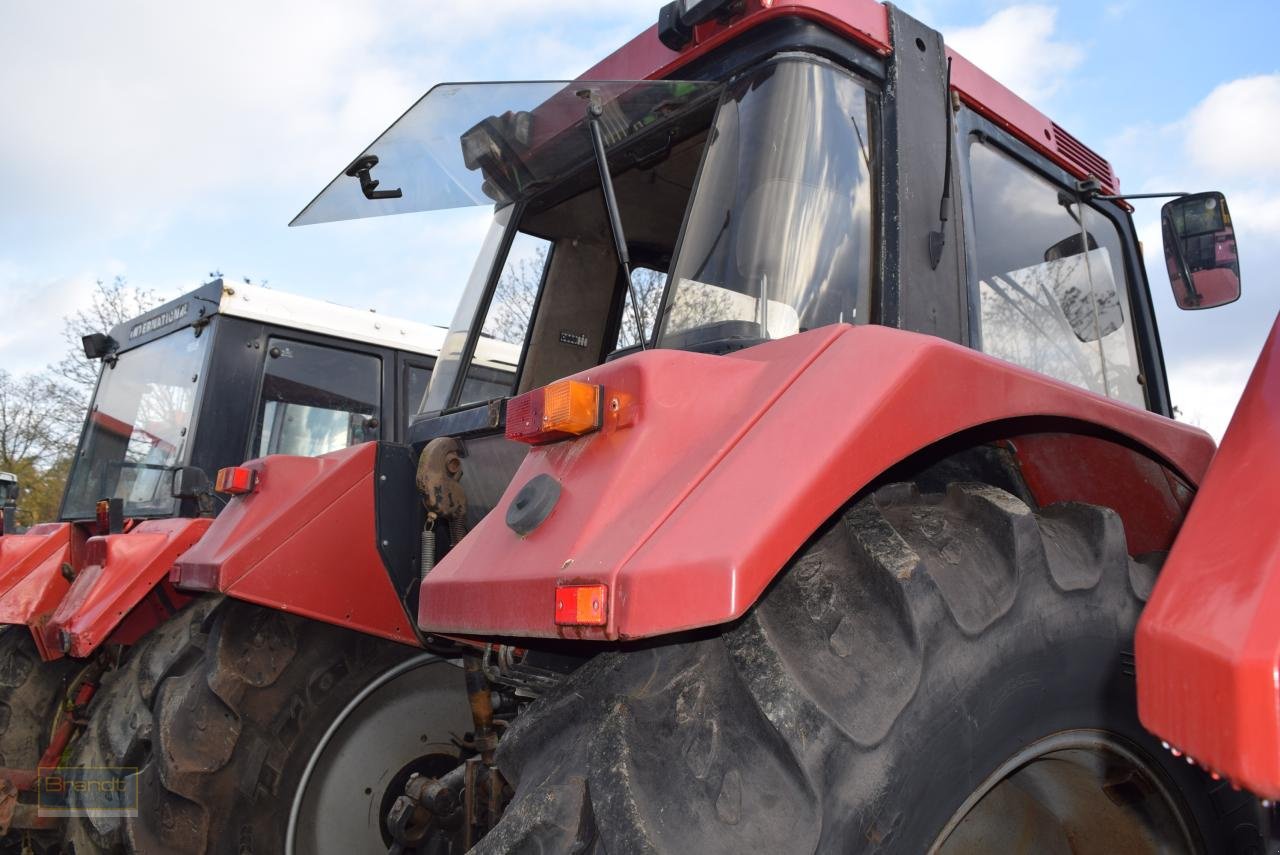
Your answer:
(456, 231), (551, 407)
(968, 142), (1145, 407)
(254, 338), (381, 457)
(402, 361), (433, 431)
(614, 267), (667, 350)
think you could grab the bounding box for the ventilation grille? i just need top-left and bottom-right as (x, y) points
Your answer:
(1051, 123), (1116, 190)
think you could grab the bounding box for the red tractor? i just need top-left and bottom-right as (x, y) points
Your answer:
(0, 279), (443, 849)
(46, 1), (1274, 852)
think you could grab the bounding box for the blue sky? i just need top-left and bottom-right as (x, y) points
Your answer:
(2, 1), (1277, 438)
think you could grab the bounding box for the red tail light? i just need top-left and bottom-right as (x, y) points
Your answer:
(506, 380), (602, 445)
(215, 466), (258, 495)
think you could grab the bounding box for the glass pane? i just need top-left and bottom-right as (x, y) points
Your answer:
(456, 232), (551, 406)
(659, 58), (876, 351)
(968, 142), (1145, 407)
(404, 363), (433, 426)
(293, 80), (720, 226)
(63, 328), (209, 519)
(254, 339), (381, 457)
(614, 267), (667, 350)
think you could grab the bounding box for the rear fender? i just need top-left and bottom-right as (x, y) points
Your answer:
(419, 324), (1213, 641)
(0, 524), (78, 603)
(1136, 313), (1280, 796)
(171, 443), (421, 647)
(0, 524), (84, 658)
(42, 518), (207, 659)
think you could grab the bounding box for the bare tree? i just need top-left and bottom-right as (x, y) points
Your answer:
(50, 276), (161, 395)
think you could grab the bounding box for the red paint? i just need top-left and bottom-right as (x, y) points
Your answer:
(1013, 433), (1188, 555)
(0, 524), (75, 604)
(0, 525), (85, 660)
(171, 444), (420, 647)
(420, 325), (1210, 640)
(1136, 313), (1280, 797)
(578, 0), (1116, 196)
(43, 518), (210, 659)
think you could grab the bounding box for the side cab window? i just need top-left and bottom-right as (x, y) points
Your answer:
(965, 140), (1146, 408)
(253, 337), (382, 458)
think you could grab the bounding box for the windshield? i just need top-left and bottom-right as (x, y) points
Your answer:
(292, 80), (719, 226)
(658, 57), (877, 350)
(62, 328), (209, 520)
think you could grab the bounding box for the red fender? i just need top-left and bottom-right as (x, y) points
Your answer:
(171, 444), (420, 647)
(0, 524), (84, 657)
(0, 524), (78, 604)
(42, 518), (206, 659)
(1136, 313), (1280, 796)
(419, 324), (1212, 640)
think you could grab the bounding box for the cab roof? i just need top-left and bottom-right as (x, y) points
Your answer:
(108, 279), (445, 358)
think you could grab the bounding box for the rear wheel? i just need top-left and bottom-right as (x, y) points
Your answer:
(0, 628), (83, 853)
(66, 598), (474, 854)
(484, 481), (1264, 853)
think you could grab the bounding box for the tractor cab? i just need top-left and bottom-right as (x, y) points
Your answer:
(61, 278), (443, 524)
(296, 27), (1239, 531)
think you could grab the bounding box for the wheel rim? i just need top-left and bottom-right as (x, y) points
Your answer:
(932, 729), (1197, 855)
(286, 654), (475, 854)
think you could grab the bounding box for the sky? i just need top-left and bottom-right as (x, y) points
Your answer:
(1, 0), (1276, 440)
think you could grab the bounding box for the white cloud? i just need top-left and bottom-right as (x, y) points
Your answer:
(1183, 75), (1280, 182)
(1111, 71), (1280, 442)
(0, 1), (657, 239)
(0, 267), (100, 376)
(1166, 356), (1258, 441)
(946, 5), (1084, 104)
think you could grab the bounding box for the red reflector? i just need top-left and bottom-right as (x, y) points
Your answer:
(554, 584), (608, 626)
(215, 466), (258, 495)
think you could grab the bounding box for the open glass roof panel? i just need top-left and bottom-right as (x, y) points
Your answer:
(292, 80), (720, 226)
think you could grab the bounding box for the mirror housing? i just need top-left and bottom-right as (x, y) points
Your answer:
(170, 466), (211, 500)
(81, 332), (118, 360)
(1162, 192), (1241, 310)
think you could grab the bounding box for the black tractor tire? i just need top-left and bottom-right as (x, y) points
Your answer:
(0, 627), (83, 853)
(63, 596), (223, 853)
(482, 481), (1264, 854)
(66, 596), (471, 855)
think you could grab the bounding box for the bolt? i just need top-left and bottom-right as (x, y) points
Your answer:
(1161, 741), (1170, 750)
(380, 475), (387, 482)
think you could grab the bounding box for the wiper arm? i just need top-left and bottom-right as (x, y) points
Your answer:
(585, 95), (648, 349)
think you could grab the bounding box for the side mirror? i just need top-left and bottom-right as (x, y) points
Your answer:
(171, 466), (211, 500)
(1162, 192), (1241, 310)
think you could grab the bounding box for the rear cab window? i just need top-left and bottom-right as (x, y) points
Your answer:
(253, 338), (382, 457)
(966, 141), (1146, 408)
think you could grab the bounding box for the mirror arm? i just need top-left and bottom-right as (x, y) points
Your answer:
(1072, 178), (1190, 204)
(1094, 191), (1190, 202)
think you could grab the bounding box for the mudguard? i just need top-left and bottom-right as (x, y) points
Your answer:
(0, 524), (83, 657)
(419, 324), (1213, 640)
(42, 518), (208, 659)
(0, 524), (77, 603)
(1136, 313), (1280, 796)
(170, 443), (421, 646)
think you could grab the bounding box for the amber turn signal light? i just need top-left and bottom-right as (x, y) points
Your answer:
(506, 380), (602, 445)
(215, 466), (258, 495)
(555, 583), (608, 626)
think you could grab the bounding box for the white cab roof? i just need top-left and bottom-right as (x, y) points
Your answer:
(217, 283), (445, 358)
